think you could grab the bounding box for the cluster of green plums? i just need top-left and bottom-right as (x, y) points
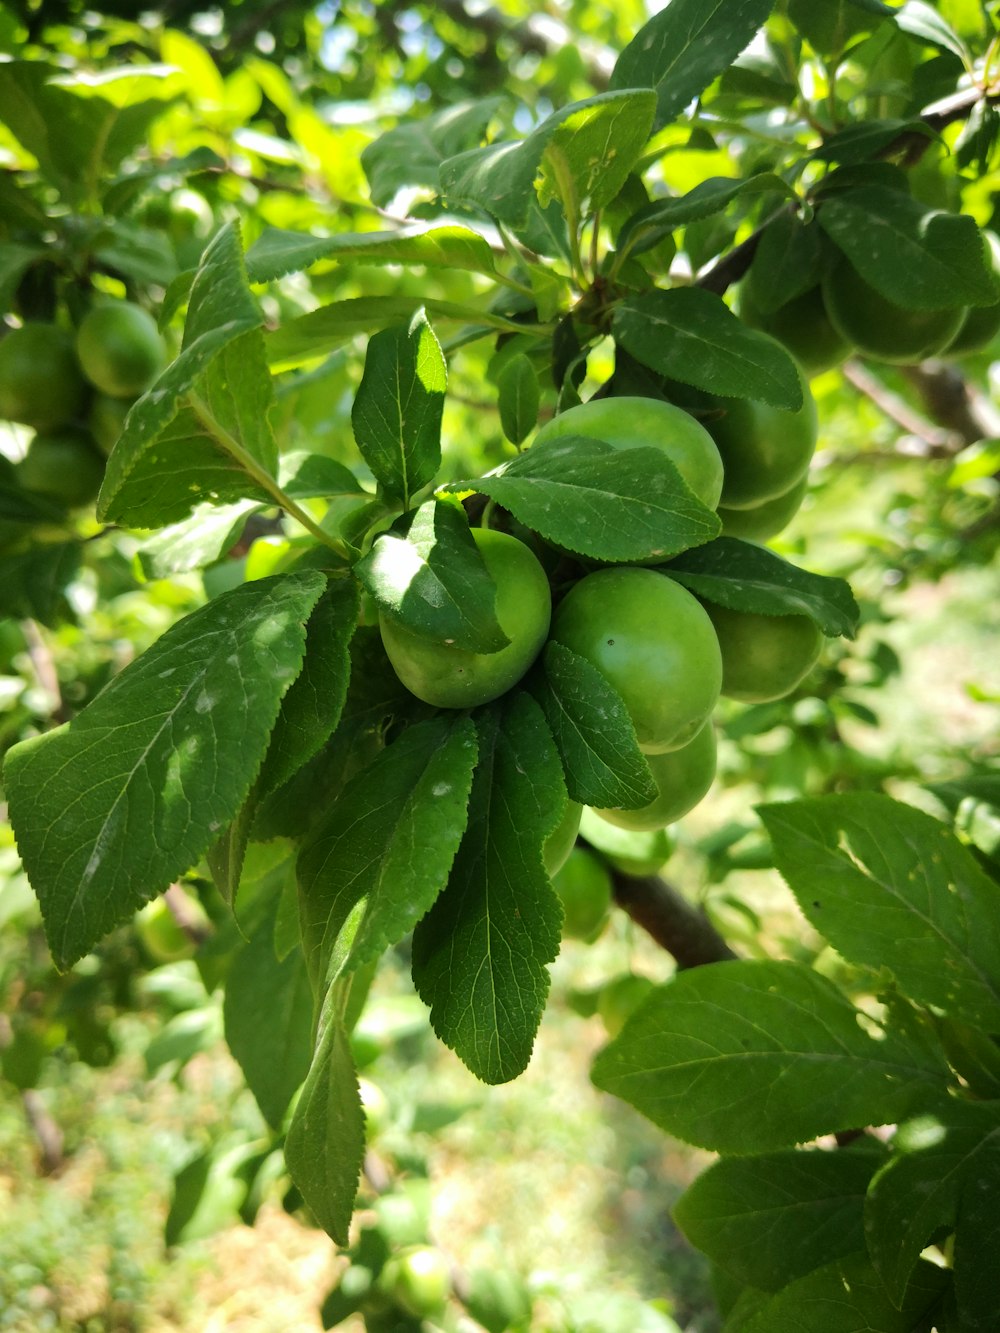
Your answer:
(0, 300), (166, 511)
(378, 388), (827, 943)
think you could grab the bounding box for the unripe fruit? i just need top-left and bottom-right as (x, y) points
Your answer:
(0, 324), (87, 429)
(598, 973), (656, 1039)
(18, 427), (105, 508)
(595, 722), (716, 832)
(719, 474), (808, 544)
(579, 808), (675, 878)
(552, 846), (613, 942)
(705, 604), (824, 703)
(738, 283), (851, 378)
(88, 392), (134, 455)
(75, 301), (167, 398)
(543, 798), (582, 877)
(550, 567), (722, 753)
(821, 258), (965, 364)
(379, 528), (551, 709)
(380, 1245), (450, 1319)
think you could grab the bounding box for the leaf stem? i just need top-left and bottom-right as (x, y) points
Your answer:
(187, 392), (350, 558)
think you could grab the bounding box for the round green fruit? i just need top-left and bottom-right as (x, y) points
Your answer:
(944, 232), (1000, 356)
(705, 604), (824, 703)
(579, 808), (675, 877)
(18, 427), (105, 508)
(594, 722), (716, 832)
(719, 474), (808, 544)
(379, 527), (551, 709)
(136, 895), (197, 964)
(671, 350), (817, 510)
(463, 1267), (533, 1333)
(358, 1077), (390, 1139)
(87, 392), (134, 455)
(381, 1245), (450, 1319)
(75, 301), (167, 398)
(550, 568), (722, 753)
(738, 283), (851, 378)
(821, 258), (965, 364)
(533, 394), (724, 509)
(552, 846), (613, 942)
(0, 323), (87, 429)
(598, 973), (656, 1039)
(544, 798), (582, 877)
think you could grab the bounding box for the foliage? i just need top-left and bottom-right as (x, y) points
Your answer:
(1, 0), (999, 1329)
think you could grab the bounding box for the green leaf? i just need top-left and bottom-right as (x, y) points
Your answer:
(895, 0), (971, 64)
(361, 98), (501, 207)
(530, 642), (657, 810)
(278, 450), (365, 501)
(266, 296), (534, 371)
(245, 224), (498, 284)
(811, 119), (933, 164)
(99, 223), (275, 528)
(675, 1146), (885, 1293)
(440, 91), (655, 229)
(747, 213), (825, 314)
(0, 542), (81, 627)
(135, 500), (262, 580)
(351, 309), (446, 508)
(536, 89), (657, 218)
(440, 438), (720, 563)
(285, 1007), (365, 1246)
(613, 289), (802, 410)
(759, 794), (1000, 1031)
(953, 1143), (1000, 1328)
(93, 219), (178, 287)
(740, 1253), (948, 1333)
(618, 175), (794, 259)
(297, 716), (477, 994)
(223, 904), (314, 1129)
(818, 187), (997, 309)
(411, 694), (565, 1084)
(591, 959), (949, 1152)
(255, 579), (359, 800)
(497, 354), (540, 446)
(0, 242), (45, 310)
(355, 500), (509, 654)
(611, 0), (778, 129)
(665, 538), (859, 638)
(865, 1100), (1000, 1307)
(4, 571), (326, 970)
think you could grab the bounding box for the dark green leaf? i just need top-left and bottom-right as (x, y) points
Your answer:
(741, 1253), (948, 1333)
(497, 354), (540, 446)
(441, 437), (720, 563)
(954, 1144), (1000, 1328)
(530, 642), (657, 810)
(5, 571), (326, 970)
(611, 0), (777, 129)
(591, 959), (949, 1152)
(666, 537), (859, 637)
(675, 1145), (885, 1291)
(0, 243), (45, 309)
(223, 905), (314, 1128)
(865, 1100), (1000, 1306)
(818, 187), (997, 309)
(285, 1007), (365, 1245)
(361, 98), (501, 207)
(245, 224), (498, 284)
(93, 220), (178, 287)
(0, 542), (81, 626)
(411, 694), (565, 1084)
(135, 501), (262, 580)
(747, 213), (825, 313)
(618, 175), (794, 259)
(811, 118), (933, 164)
(613, 289), (802, 409)
(760, 793), (1000, 1030)
(351, 310), (446, 507)
(355, 500), (509, 654)
(297, 716), (477, 993)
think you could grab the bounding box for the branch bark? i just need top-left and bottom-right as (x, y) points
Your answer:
(609, 871), (738, 969)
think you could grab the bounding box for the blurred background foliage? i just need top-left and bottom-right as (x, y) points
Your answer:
(1, 0), (998, 1329)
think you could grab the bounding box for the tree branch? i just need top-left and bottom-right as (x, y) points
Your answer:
(840, 360), (962, 455)
(609, 872), (738, 969)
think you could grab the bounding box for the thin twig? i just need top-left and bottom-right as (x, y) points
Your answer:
(841, 361), (961, 454)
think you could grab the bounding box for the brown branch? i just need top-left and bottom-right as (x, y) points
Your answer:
(22, 1089), (64, 1175)
(22, 620), (67, 725)
(900, 361), (1000, 446)
(841, 360), (962, 455)
(609, 872), (738, 969)
(163, 884), (212, 945)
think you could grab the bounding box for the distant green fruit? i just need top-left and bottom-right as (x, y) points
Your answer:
(705, 604), (824, 703)
(552, 846), (613, 942)
(598, 973), (657, 1039)
(738, 283), (851, 377)
(579, 808), (675, 878)
(75, 301), (167, 398)
(18, 427), (105, 508)
(380, 1245), (450, 1319)
(88, 392), (134, 455)
(594, 723), (716, 832)
(136, 895), (198, 963)
(0, 323), (87, 429)
(358, 1077), (390, 1139)
(463, 1267), (533, 1333)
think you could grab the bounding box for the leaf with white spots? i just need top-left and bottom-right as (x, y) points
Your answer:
(666, 537), (859, 637)
(760, 793), (1000, 1031)
(4, 571), (327, 970)
(440, 437), (720, 563)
